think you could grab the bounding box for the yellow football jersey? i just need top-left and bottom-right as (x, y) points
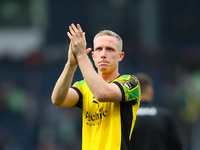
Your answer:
(72, 75), (140, 150)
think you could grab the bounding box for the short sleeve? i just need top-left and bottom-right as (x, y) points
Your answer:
(112, 75), (140, 105)
(71, 81), (84, 109)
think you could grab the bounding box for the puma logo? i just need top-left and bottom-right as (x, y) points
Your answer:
(92, 97), (99, 107)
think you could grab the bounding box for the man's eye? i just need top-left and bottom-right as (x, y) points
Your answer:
(96, 48), (101, 51)
(108, 48), (113, 51)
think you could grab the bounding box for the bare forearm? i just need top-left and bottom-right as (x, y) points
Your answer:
(51, 62), (77, 106)
(76, 55), (110, 101)
(67, 23), (121, 102)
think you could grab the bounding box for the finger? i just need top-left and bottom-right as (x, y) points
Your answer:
(77, 24), (83, 33)
(67, 32), (73, 40)
(80, 32), (86, 41)
(69, 26), (75, 36)
(86, 48), (92, 55)
(71, 23), (79, 33)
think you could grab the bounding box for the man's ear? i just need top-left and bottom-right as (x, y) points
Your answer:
(91, 51), (94, 60)
(119, 52), (125, 62)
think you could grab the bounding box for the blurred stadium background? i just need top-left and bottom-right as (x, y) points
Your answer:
(0, 0), (200, 150)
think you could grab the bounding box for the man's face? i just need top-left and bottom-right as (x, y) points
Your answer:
(92, 35), (124, 73)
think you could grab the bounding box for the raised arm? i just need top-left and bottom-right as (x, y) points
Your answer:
(75, 52), (123, 102)
(51, 43), (79, 107)
(67, 24), (124, 102)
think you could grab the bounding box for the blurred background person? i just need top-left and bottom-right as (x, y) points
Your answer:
(131, 73), (183, 150)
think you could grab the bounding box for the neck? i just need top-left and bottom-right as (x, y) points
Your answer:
(98, 69), (120, 83)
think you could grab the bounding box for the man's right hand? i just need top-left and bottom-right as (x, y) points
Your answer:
(67, 41), (92, 66)
(68, 42), (78, 66)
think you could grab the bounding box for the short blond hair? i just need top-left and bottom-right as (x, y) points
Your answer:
(93, 30), (123, 51)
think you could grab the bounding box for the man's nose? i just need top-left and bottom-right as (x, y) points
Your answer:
(101, 49), (107, 58)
